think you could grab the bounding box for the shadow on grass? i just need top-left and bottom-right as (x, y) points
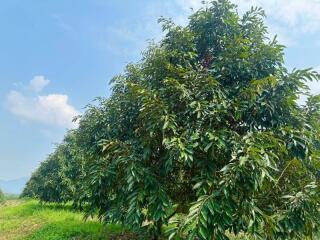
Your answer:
(37, 202), (76, 212)
(25, 220), (125, 240)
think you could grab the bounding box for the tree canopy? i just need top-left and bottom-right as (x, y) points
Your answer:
(22, 1), (320, 239)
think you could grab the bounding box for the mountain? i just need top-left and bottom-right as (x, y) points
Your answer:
(0, 177), (28, 194)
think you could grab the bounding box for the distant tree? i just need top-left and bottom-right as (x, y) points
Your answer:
(21, 131), (85, 204)
(0, 188), (5, 203)
(58, 130), (87, 206)
(24, 0), (320, 239)
(21, 146), (69, 203)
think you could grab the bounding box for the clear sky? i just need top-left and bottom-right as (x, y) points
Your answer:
(1, 0), (319, 181)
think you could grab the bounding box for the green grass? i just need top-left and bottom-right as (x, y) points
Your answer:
(1, 200), (318, 240)
(0, 200), (124, 240)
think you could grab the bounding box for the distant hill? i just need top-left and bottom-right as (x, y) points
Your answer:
(0, 177), (28, 194)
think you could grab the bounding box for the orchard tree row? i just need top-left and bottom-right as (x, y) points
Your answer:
(22, 1), (320, 239)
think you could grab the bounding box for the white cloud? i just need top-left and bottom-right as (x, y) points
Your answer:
(6, 76), (79, 128)
(29, 75), (50, 92)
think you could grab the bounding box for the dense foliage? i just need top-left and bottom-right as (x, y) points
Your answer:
(22, 1), (320, 239)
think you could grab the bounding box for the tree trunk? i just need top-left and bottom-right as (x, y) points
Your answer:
(153, 221), (162, 240)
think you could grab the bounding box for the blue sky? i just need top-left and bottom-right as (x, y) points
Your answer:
(0, 0), (319, 181)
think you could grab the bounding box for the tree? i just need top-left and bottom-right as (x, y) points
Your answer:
(0, 188), (5, 203)
(81, 1), (320, 239)
(24, 0), (320, 239)
(21, 146), (70, 203)
(58, 130), (87, 207)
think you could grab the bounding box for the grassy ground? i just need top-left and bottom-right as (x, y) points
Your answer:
(0, 200), (257, 240)
(0, 200), (124, 240)
(1, 200), (318, 240)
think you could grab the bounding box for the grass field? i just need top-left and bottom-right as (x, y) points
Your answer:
(0, 200), (125, 240)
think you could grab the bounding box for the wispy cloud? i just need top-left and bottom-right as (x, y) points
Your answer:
(99, 26), (148, 58)
(173, 0), (320, 46)
(297, 66), (320, 104)
(308, 65), (320, 95)
(52, 14), (74, 32)
(99, 12), (163, 59)
(6, 76), (79, 128)
(29, 75), (50, 92)
(93, 0), (319, 62)
(174, 0), (204, 12)
(233, 0), (320, 32)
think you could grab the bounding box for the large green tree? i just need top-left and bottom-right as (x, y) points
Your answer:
(23, 1), (320, 239)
